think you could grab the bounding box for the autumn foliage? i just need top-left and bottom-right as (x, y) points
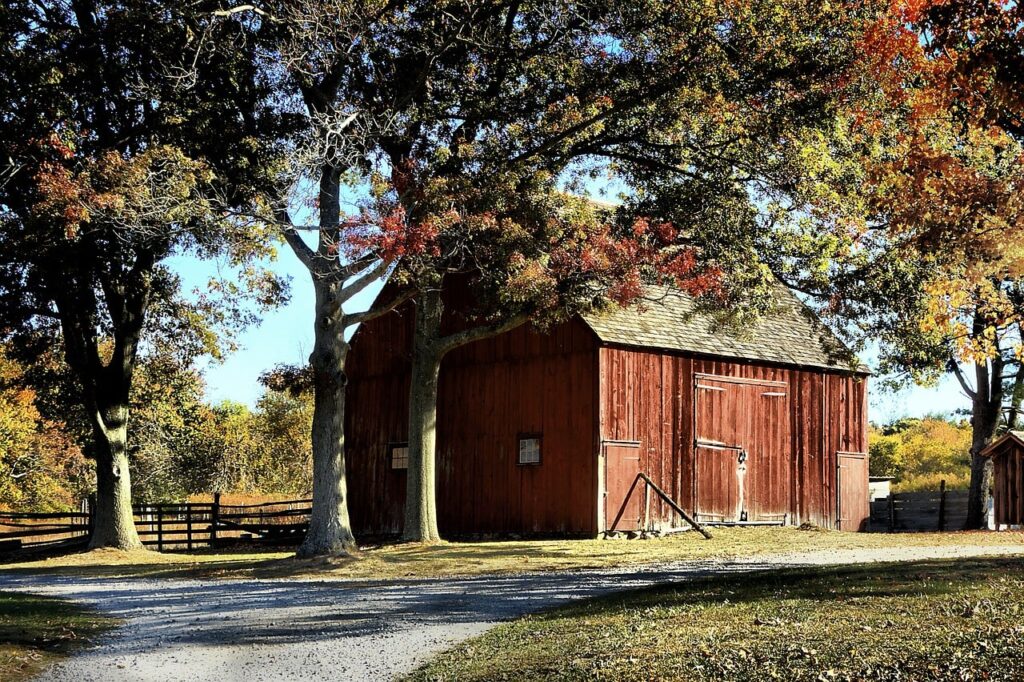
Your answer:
(846, 0), (1024, 363)
(0, 346), (91, 511)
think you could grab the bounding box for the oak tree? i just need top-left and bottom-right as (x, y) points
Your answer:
(375, 0), (885, 542)
(0, 1), (287, 547)
(817, 0), (1024, 527)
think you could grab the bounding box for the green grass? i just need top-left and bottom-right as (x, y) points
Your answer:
(409, 556), (1024, 681)
(1, 528), (1021, 582)
(0, 592), (117, 681)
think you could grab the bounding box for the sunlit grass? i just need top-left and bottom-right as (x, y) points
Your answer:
(1, 527), (1021, 582)
(409, 556), (1024, 681)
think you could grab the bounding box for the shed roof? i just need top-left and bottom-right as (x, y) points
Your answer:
(581, 284), (866, 373)
(980, 431), (1024, 458)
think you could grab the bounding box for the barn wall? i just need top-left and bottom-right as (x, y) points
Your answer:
(346, 311), (599, 536)
(344, 303), (415, 536)
(598, 348), (692, 528)
(598, 346), (868, 529)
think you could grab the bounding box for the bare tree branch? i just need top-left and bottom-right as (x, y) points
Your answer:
(212, 5), (281, 22)
(438, 313), (529, 355)
(343, 288), (414, 326)
(951, 359), (977, 400)
(339, 258), (390, 303)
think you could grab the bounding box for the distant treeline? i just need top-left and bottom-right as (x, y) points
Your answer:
(0, 343), (311, 512)
(869, 415), (972, 492)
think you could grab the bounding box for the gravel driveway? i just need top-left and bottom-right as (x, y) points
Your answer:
(2, 543), (1022, 682)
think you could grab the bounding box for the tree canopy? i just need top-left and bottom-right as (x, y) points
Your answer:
(784, 0), (1024, 526)
(0, 0), (291, 546)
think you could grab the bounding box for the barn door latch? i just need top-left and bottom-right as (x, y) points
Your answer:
(737, 450), (747, 464)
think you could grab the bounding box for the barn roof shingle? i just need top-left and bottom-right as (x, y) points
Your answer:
(581, 284), (866, 373)
(981, 430), (1024, 458)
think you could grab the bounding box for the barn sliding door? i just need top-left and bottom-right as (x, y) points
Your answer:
(693, 375), (791, 523)
(744, 383), (791, 521)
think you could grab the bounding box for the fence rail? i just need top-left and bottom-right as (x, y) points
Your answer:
(0, 509), (91, 554)
(0, 495), (313, 557)
(870, 482), (969, 532)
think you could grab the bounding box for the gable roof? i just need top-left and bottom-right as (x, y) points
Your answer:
(581, 284), (866, 373)
(980, 431), (1024, 458)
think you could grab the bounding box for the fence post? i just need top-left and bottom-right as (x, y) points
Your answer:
(157, 505), (164, 552)
(887, 494), (895, 533)
(938, 479), (947, 532)
(211, 492), (220, 547)
(186, 504), (193, 551)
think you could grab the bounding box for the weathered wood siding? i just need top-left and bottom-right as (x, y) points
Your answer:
(345, 312), (599, 536)
(869, 489), (969, 532)
(598, 346), (868, 529)
(344, 305), (413, 536)
(346, 300), (869, 537)
(993, 441), (1024, 527)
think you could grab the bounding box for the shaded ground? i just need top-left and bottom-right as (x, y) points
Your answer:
(411, 555), (1024, 681)
(3, 527), (1023, 582)
(1, 543), (1021, 681)
(0, 592), (115, 681)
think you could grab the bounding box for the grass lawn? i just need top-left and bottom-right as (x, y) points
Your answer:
(409, 556), (1024, 681)
(0, 527), (1021, 582)
(0, 592), (117, 681)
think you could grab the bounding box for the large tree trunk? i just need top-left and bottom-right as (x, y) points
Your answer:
(296, 164), (358, 557)
(88, 395), (142, 550)
(1006, 361), (1024, 431)
(966, 358), (1002, 529)
(55, 266), (150, 551)
(297, 279), (357, 556)
(402, 287), (443, 543)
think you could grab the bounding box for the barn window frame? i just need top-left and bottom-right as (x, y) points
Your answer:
(517, 434), (542, 466)
(389, 442), (409, 470)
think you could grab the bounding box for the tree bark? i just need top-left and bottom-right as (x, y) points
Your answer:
(54, 253), (150, 551)
(1006, 361), (1024, 431)
(966, 357), (1002, 529)
(402, 287), (444, 543)
(88, 396), (142, 549)
(297, 277), (357, 556)
(295, 164), (360, 557)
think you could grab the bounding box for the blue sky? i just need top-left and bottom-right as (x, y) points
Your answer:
(167, 248), (383, 405)
(169, 249), (970, 424)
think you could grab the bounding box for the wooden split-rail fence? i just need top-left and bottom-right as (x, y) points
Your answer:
(0, 494), (313, 557)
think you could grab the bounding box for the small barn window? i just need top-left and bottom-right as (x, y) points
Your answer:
(390, 443), (409, 470)
(518, 435), (542, 465)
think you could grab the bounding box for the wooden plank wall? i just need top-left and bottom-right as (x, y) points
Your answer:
(598, 346), (868, 529)
(599, 349), (691, 528)
(869, 490), (969, 532)
(994, 442), (1024, 527)
(344, 303), (414, 536)
(345, 311), (599, 536)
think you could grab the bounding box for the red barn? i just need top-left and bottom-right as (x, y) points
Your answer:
(345, 284), (870, 537)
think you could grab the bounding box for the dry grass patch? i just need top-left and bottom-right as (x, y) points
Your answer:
(409, 556), (1024, 681)
(0, 592), (117, 681)
(1, 528), (1021, 582)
